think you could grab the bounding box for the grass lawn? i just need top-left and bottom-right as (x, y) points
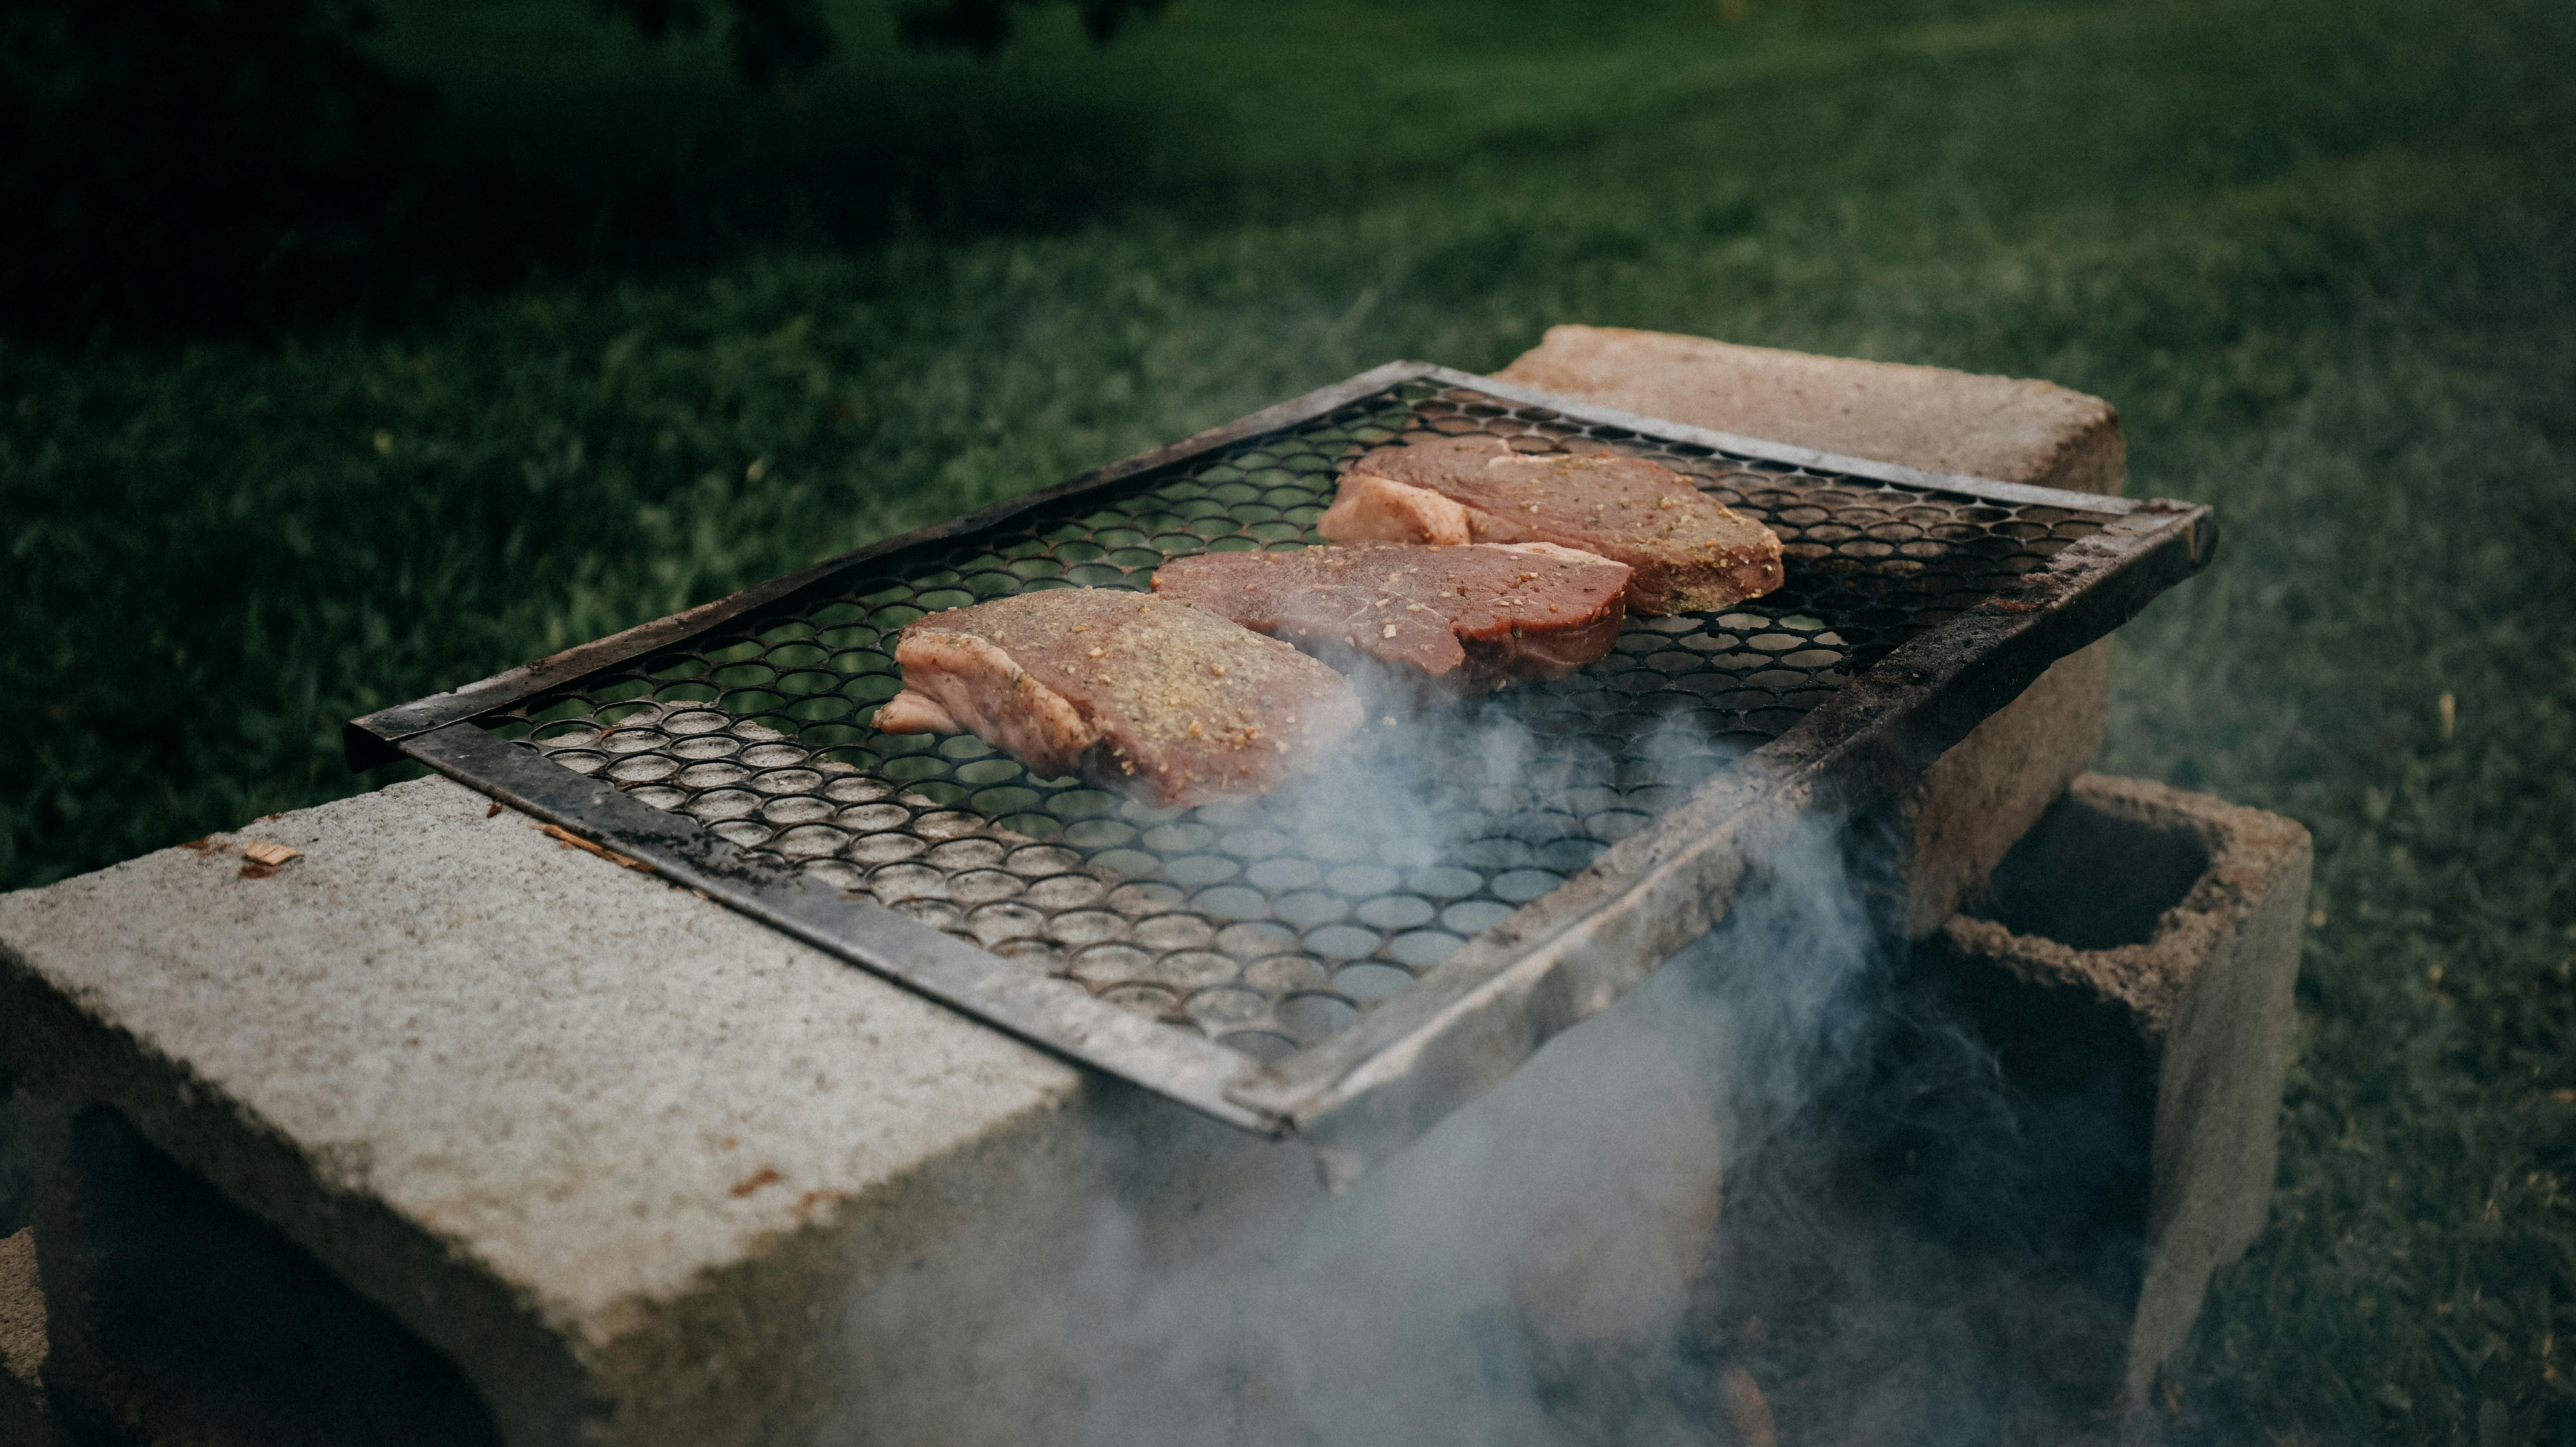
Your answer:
(4, 0), (2574, 1437)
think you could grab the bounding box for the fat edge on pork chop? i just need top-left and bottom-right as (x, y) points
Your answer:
(875, 589), (1364, 808)
(1316, 433), (1784, 614)
(1152, 541), (1631, 696)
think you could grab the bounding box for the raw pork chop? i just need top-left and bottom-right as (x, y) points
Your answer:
(1152, 541), (1631, 695)
(876, 589), (1363, 808)
(1317, 434), (1784, 614)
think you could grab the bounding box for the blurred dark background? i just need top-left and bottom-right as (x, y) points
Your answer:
(4, 0), (2574, 1440)
(0, 0), (1176, 335)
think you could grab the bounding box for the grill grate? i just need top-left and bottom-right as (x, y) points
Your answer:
(352, 362), (2212, 1169)
(478, 379), (2109, 1058)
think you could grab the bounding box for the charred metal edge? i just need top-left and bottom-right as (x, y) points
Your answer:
(397, 721), (1284, 1136)
(1234, 500), (2217, 1183)
(1426, 365), (2151, 517)
(347, 360), (1444, 767)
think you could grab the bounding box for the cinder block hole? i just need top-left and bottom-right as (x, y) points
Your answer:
(1907, 942), (2157, 1257)
(47, 1105), (501, 1447)
(1695, 952), (2154, 1426)
(1968, 789), (2210, 950)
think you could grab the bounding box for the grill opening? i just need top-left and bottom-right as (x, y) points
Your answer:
(1968, 792), (2211, 951)
(44, 1104), (506, 1445)
(464, 378), (2125, 1058)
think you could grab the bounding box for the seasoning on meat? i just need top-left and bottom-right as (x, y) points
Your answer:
(1152, 541), (1632, 695)
(876, 589), (1364, 808)
(1316, 434), (1784, 614)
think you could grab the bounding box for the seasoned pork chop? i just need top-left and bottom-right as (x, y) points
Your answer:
(878, 589), (1363, 808)
(1318, 434), (1784, 614)
(1152, 541), (1630, 695)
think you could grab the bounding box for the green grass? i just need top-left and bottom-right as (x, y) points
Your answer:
(4, 0), (2574, 1437)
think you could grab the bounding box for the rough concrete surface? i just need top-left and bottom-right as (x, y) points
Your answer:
(0, 1228), (51, 1447)
(0, 776), (1748, 1447)
(1904, 638), (2113, 938)
(1493, 325), (2129, 935)
(0, 776), (1087, 1446)
(1940, 773), (2312, 1407)
(1497, 324), (2126, 494)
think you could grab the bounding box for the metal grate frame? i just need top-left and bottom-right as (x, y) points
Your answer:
(349, 362), (2215, 1182)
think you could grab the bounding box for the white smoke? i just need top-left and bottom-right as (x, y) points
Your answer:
(824, 811), (1897, 1447)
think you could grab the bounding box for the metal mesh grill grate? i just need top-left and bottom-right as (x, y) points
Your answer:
(473, 380), (2117, 1058)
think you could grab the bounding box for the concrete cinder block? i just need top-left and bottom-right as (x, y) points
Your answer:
(1497, 325), (2128, 937)
(0, 777), (1744, 1445)
(0, 776), (1086, 1446)
(1901, 638), (2113, 938)
(2, 1228), (54, 1447)
(1496, 325), (2125, 494)
(1935, 773), (2312, 1407)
